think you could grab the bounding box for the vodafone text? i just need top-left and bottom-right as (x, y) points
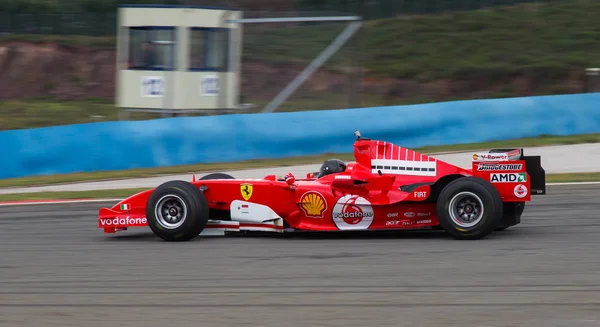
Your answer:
(99, 216), (147, 226)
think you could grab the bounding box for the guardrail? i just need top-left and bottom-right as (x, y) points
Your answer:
(2, 92), (600, 180)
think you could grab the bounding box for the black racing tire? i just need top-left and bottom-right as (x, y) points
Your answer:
(146, 180), (209, 242)
(495, 202), (526, 231)
(200, 173), (234, 180)
(436, 176), (503, 240)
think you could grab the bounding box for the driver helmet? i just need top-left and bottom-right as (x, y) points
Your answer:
(317, 159), (346, 178)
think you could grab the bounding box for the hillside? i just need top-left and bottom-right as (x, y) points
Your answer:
(1, 0), (600, 130)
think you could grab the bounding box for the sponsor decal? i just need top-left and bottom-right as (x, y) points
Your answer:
(119, 204), (131, 210)
(370, 159), (437, 177)
(387, 212), (399, 218)
(389, 210), (431, 227)
(240, 183), (253, 201)
(414, 191), (428, 199)
(473, 153), (508, 161)
(201, 75), (220, 96)
(386, 220), (412, 226)
(99, 216), (147, 226)
(335, 175), (352, 180)
(477, 163), (523, 171)
(514, 184), (528, 198)
(141, 76), (164, 97)
(490, 173), (527, 183)
(299, 191), (327, 218)
(332, 195), (374, 230)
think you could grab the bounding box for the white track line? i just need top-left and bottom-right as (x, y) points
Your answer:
(0, 198), (123, 206)
(547, 181), (600, 186)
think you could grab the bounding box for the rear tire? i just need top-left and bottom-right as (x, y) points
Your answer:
(436, 177), (503, 240)
(146, 180), (209, 242)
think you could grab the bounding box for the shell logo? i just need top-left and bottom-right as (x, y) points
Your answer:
(472, 154), (478, 160)
(299, 191), (327, 218)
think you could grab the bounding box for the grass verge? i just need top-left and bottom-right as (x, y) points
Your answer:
(1, 133), (599, 188)
(0, 99), (125, 130)
(0, 33), (116, 49)
(0, 188), (148, 202)
(0, 92), (394, 131)
(0, 172), (598, 202)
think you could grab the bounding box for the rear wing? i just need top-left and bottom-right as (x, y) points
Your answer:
(472, 148), (546, 196)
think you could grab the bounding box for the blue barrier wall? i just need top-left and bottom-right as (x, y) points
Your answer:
(2, 92), (600, 179)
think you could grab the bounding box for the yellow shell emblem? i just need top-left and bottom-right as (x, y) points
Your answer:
(299, 191), (327, 218)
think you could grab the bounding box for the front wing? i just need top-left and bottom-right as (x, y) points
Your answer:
(98, 207), (284, 235)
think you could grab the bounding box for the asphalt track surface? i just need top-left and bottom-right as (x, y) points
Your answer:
(1, 184), (600, 327)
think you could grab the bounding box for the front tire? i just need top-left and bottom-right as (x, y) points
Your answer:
(200, 173), (234, 180)
(436, 177), (503, 240)
(146, 180), (209, 242)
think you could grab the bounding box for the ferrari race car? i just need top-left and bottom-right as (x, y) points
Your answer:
(98, 131), (546, 241)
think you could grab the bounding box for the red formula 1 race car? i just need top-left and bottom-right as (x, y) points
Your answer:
(98, 131), (546, 241)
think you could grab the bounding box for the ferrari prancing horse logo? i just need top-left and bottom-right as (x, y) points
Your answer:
(240, 183), (253, 201)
